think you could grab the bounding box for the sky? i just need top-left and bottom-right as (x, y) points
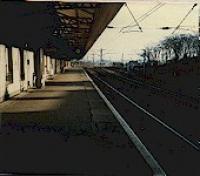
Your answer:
(83, 0), (199, 63)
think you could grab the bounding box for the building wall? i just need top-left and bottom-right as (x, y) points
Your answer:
(46, 56), (51, 75)
(55, 59), (61, 74)
(41, 54), (46, 87)
(25, 50), (34, 88)
(0, 45), (6, 102)
(29, 52), (35, 87)
(45, 57), (56, 80)
(51, 58), (56, 75)
(0, 45), (61, 102)
(21, 50), (34, 91)
(0, 46), (22, 101)
(7, 47), (21, 97)
(47, 57), (55, 75)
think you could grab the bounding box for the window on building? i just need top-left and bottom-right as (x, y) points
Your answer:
(20, 49), (25, 80)
(6, 47), (13, 84)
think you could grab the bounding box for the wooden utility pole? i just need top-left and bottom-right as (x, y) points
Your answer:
(100, 49), (103, 67)
(100, 49), (105, 68)
(92, 53), (95, 67)
(121, 53), (124, 63)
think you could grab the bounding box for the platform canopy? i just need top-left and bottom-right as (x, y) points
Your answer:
(0, 2), (123, 60)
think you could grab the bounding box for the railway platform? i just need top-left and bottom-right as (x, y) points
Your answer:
(0, 68), (152, 175)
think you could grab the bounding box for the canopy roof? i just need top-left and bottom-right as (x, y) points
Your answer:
(0, 2), (123, 60)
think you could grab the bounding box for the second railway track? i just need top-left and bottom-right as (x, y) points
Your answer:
(101, 67), (199, 109)
(86, 67), (200, 176)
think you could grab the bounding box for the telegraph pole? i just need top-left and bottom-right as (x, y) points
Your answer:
(100, 48), (105, 68)
(92, 53), (95, 67)
(99, 49), (116, 67)
(100, 49), (103, 67)
(121, 53), (124, 63)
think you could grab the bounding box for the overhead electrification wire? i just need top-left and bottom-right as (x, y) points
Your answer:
(95, 2), (164, 54)
(136, 3), (165, 24)
(106, 1), (165, 45)
(124, 3), (143, 32)
(89, 1), (197, 58)
(121, 25), (197, 33)
(122, 4), (165, 33)
(120, 2), (162, 31)
(172, 3), (198, 34)
(120, 1), (165, 33)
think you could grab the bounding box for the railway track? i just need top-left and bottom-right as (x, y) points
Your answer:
(86, 67), (200, 176)
(99, 67), (200, 109)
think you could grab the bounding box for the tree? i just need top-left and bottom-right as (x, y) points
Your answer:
(190, 35), (200, 57)
(140, 34), (199, 65)
(160, 34), (199, 61)
(161, 35), (183, 62)
(139, 47), (152, 62)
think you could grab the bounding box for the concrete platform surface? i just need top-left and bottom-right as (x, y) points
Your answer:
(0, 68), (152, 175)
